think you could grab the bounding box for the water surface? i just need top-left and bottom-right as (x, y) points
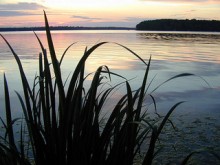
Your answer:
(0, 30), (220, 163)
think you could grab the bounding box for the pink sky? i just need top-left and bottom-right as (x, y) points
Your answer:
(0, 0), (220, 27)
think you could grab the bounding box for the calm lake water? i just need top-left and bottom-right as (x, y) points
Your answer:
(0, 30), (220, 164)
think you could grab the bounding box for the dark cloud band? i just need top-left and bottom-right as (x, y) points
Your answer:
(0, 2), (46, 10)
(0, 11), (41, 17)
(72, 15), (102, 20)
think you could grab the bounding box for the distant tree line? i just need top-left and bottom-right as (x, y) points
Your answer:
(0, 26), (134, 32)
(136, 19), (220, 32)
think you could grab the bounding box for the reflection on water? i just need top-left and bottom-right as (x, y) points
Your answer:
(1, 30), (220, 111)
(137, 32), (220, 63)
(0, 30), (220, 163)
(1, 30), (220, 108)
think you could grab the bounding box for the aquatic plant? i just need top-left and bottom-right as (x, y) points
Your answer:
(0, 12), (214, 165)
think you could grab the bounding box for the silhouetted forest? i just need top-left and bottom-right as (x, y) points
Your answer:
(136, 19), (220, 32)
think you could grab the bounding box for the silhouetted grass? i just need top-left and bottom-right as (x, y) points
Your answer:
(1, 12), (218, 165)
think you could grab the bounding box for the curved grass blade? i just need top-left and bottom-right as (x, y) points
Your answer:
(156, 101), (184, 139)
(150, 73), (195, 94)
(66, 42), (108, 104)
(3, 74), (16, 151)
(149, 94), (157, 113)
(114, 42), (148, 66)
(181, 151), (200, 165)
(0, 34), (34, 123)
(142, 101), (184, 165)
(34, 31), (46, 55)
(60, 42), (77, 66)
(101, 70), (127, 80)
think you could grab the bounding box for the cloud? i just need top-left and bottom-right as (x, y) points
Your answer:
(67, 19), (135, 27)
(72, 15), (102, 21)
(0, 11), (41, 17)
(169, 10), (197, 18)
(0, 2), (46, 10)
(71, 16), (144, 27)
(124, 17), (145, 22)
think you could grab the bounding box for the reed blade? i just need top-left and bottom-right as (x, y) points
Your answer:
(3, 74), (16, 150)
(43, 11), (65, 108)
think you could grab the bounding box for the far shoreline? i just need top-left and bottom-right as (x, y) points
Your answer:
(1, 26), (220, 33)
(0, 26), (135, 32)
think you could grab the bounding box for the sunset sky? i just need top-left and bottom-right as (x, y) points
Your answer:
(0, 0), (220, 27)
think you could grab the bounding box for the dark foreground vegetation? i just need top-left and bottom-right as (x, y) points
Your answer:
(136, 19), (220, 32)
(0, 12), (220, 165)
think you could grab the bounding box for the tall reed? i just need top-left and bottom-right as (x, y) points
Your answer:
(0, 12), (199, 165)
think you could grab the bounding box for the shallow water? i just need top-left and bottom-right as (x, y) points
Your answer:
(0, 30), (220, 163)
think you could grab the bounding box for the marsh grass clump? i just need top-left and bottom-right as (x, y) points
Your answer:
(0, 12), (208, 165)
